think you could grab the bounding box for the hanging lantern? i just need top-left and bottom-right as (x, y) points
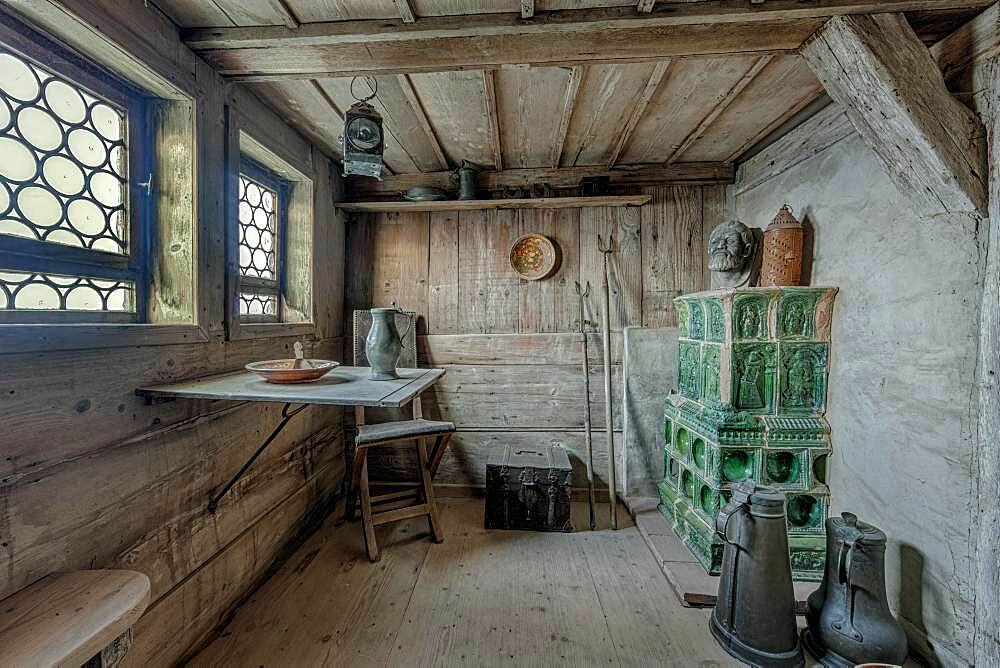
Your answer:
(760, 204), (804, 287)
(342, 77), (384, 180)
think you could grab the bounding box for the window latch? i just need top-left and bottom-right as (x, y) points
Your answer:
(138, 173), (154, 197)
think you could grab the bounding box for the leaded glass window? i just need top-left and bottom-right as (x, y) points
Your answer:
(237, 159), (287, 322)
(0, 25), (151, 323)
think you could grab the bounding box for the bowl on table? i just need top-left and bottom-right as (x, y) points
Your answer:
(245, 359), (340, 383)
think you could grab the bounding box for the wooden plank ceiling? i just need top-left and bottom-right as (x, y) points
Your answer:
(154, 0), (989, 174)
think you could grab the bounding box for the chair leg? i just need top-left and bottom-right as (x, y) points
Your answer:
(359, 453), (380, 562)
(416, 437), (444, 543)
(343, 444), (367, 523)
(427, 432), (453, 478)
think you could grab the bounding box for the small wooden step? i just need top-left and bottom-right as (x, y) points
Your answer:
(0, 570), (151, 668)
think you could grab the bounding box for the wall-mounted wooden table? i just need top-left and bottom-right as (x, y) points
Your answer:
(137, 366), (445, 512)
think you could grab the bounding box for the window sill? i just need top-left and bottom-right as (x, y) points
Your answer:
(229, 321), (316, 342)
(0, 323), (209, 354)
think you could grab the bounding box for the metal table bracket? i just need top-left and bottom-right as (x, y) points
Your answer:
(208, 402), (308, 514)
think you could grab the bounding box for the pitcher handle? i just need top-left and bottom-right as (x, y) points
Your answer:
(391, 301), (415, 344)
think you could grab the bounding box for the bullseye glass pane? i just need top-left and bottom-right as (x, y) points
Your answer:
(239, 291), (277, 317)
(0, 270), (134, 311)
(0, 45), (128, 254)
(237, 173), (277, 281)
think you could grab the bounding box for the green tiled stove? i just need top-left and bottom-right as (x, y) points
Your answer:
(658, 287), (838, 581)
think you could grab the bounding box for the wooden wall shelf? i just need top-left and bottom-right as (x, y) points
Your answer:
(335, 195), (652, 213)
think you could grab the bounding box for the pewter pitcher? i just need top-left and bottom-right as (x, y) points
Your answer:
(365, 306), (413, 381)
(711, 481), (804, 668)
(803, 513), (907, 667)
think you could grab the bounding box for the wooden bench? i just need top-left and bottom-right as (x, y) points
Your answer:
(0, 570), (151, 668)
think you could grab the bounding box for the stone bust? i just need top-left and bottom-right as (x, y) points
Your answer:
(708, 220), (761, 289)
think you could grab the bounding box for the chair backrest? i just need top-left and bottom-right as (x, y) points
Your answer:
(352, 308), (418, 368)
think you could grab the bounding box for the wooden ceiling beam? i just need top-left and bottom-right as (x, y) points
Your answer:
(395, 0), (417, 24)
(724, 85), (825, 163)
(551, 66), (584, 168)
(183, 2), (991, 78)
(483, 70), (503, 171)
(273, 0), (300, 30)
(665, 55), (772, 164)
(803, 12), (986, 214)
(397, 74), (450, 169)
(608, 60), (671, 168)
(348, 163), (735, 198)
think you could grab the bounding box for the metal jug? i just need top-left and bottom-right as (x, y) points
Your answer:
(803, 513), (907, 667)
(456, 160), (478, 200)
(711, 481), (804, 668)
(365, 305), (413, 380)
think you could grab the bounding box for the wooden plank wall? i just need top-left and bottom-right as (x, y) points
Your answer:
(0, 2), (347, 666)
(346, 185), (723, 492)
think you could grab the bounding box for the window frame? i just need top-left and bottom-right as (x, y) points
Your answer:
(0, 15), (155, 325)
(225, 112), (316, 343)
(236, 157), (290, 324)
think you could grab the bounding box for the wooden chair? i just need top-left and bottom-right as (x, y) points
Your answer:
(347, 310), (453, 561)
(344, 398), (455, 561)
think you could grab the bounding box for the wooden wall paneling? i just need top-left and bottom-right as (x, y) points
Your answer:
(700, 183), (727, 290)
(580, 205), (642, 330)
(562, 63), (656, 167)
(456, 210), (519, 333)
(408, 71), (494, 168)
(246, 80), (345, 160)
(495, 66), (573, 169)
(124, 459), (341, 667)
(619, 56), (758, 164)
(427, 211), (460, 334)
(368, 212), (431, 330)
(375, 430), (622, 490)
(517, 208), (581, 333)
(1, 396), (342, 600)
(313, 151), (346, 339)
(344, 213), (375, 339)
(313, 78), (419, 174)
(418, 332), (624, 366)
(682, 56), (824, 162)
(640, 186), (704, 327)
(420, 364), (623, 431)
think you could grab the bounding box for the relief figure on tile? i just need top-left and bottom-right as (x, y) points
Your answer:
(708, 220), (761, 289)
(785, 349), (815, 408)
(737, 349), (766, 409)
(738, 301), (762, 340)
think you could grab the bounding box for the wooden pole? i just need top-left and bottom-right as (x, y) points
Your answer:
(598, 235), (618, 530)
(576, 281), (597, 530)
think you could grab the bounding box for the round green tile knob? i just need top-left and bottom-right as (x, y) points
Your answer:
(721, 450), (751, 482)
(692, 438), (707, 470)
(766, 451), (800, 484)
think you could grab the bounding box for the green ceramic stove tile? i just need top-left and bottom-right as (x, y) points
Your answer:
(706, 298), (725, 343)
(778, 343), (829, 415)
(731, 342), (777, 414)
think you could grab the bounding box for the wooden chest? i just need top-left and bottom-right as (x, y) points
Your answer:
(484, 444), (573, 532)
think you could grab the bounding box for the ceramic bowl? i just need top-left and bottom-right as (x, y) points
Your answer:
(509, 233), (559, 280)
(245, 359), (340, 383)
(403, 186), (450, 201)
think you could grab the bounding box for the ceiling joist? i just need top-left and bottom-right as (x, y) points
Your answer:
(666, 55), (772, 164)
(483, 70), (503, 171)
(551, 66), (584, 168)
(395, 0), (417, 24)
(183, 1), (990, 79)
(608, 60), (671, 168)
(397, 74), (449, 169)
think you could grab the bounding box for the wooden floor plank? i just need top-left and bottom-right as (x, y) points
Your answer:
(189, 500), (739, 667)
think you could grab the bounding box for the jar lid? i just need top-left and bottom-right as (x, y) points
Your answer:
(768, 204), (801, 230)
(749, 486), (786, 510)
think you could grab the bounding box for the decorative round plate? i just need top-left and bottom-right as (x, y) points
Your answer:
(245, 359), (340, 384)
(509, 233), (559, 281)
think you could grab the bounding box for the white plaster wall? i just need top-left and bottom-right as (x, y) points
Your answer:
(734, 133), (985, 667)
